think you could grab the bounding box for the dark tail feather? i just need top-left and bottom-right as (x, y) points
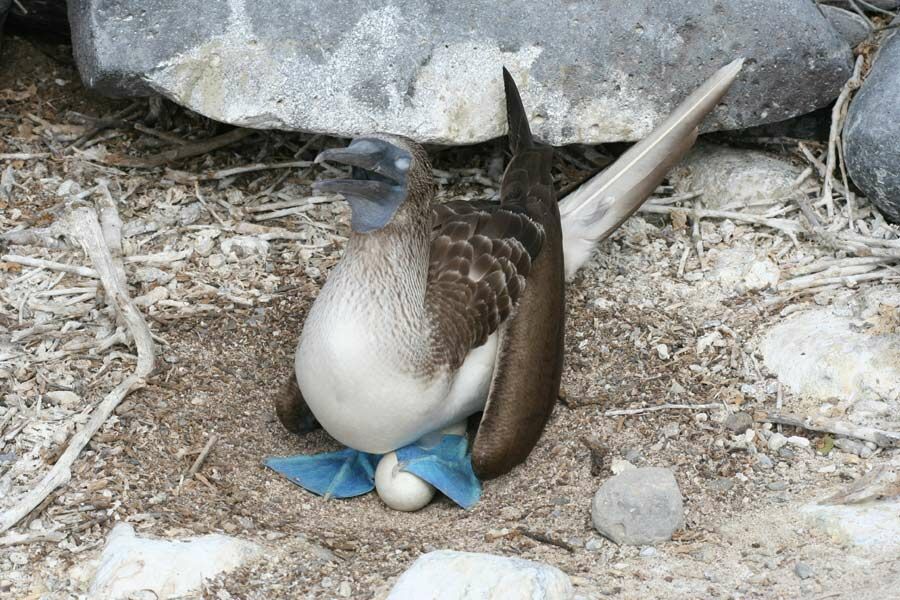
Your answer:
(502, 67), (533, 155)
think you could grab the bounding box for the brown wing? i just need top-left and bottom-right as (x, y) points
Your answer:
(424, 200), (544, 370)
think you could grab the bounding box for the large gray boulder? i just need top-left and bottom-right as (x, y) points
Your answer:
(845, 18), (900, 223)
(69, 0), (854, 145)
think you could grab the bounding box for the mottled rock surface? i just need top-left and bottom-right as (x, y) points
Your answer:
(822, 6), (871, 47)
(845, 18), (900, 223)
(69, 0), (853, 144)
(760, 291), (900, 411)
(386, 550), (573, 600)
(670, 142), (804, 210)
(88, 523), (263, 600)
(591, 467), (684, 545)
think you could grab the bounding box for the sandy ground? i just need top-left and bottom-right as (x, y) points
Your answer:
(1, 33), (899, 600)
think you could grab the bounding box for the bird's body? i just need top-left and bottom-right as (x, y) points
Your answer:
(270, 60), (744, 507)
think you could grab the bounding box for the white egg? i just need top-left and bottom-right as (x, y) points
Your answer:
(375, 451), (435, 512)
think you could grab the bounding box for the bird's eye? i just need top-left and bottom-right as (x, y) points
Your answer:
(394, 156), (411, 172)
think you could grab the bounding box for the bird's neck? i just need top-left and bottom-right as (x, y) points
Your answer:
(338, 222), (431, 310)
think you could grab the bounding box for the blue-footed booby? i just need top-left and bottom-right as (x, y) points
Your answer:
(266, 60), (743, 510)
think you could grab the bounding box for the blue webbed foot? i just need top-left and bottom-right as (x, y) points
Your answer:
(264, 448), (381, 499)
(395, 434), (482, 509)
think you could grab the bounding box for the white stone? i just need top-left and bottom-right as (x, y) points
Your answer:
(760, 308), (900, 405)
(709, 247), (780, 292)
(610, 459), (636, 475)
(767, 432), (788, 452)
(133, 286), (170, 307)
(45, 390), (80, 406)
(787, 436), (811, 448)
(88, 523), (263, 600)
(220, 236), (269, 259)
(670, 143), (804, 210)
(801, 500), (900, 551)
(387, 550), (573, 600)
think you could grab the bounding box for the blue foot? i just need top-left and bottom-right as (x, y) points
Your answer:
(396, 434), (482, 509)
(264, 448), (380, 499)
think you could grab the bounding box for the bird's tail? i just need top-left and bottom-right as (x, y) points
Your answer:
(502, 66), (534, 155)
(558, 58), (744, 279)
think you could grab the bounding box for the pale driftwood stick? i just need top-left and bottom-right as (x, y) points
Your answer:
(638, 204), (802, 234)
(760, 412), (900, 449)
(0, 254), (98, 278)
(779, 264), (890, 290)
(245, 195), (332, 213)
(691, 200), (706, 270)
(187, 435), (219, 478)
(789, 256), (896, 276)
(0, 206), (156, 534)
(778, 269), (896, 292)
(122, 249), (192, 266)
(604, 403), (722, 417)
(822, 56), (864, 217)
(0, 228), (70, 249)
(0, 529), (66, 546)
(0, 153), (50, 160)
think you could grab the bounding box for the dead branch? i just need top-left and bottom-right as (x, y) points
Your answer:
(0, 205), (156, 534)
(108, 127), (255, 169)
(759, 412), (900, 449)
(604, 403), (722, 417)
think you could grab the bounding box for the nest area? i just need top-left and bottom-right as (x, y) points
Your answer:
(1, 32), (899, 599)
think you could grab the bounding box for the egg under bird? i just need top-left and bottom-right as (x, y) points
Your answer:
(266, 61), (744, 511)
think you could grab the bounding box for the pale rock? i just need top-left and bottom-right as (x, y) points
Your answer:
(787, 436), (811, 448)
(387, 550), (573, 600)
(193, 230), (219, 257)
(591, 467), (684, 546)
(88, 523), (263, 600)
(45, 390), (80, 406)
(69, 0), (852, 145)
(801, 499), (900, 551)
(133, 267), (175, 285)
(761, 307), (900, 408)
(220, 236), (269, 259)
(709, 247), (780, 292)
(767, 432), (788, 452)
(610, 459), (636, 475)
(133, 286), (169, 307)
(670, 143), (804, 210)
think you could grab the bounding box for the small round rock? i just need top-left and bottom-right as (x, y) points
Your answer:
(725, 411), (754, 434)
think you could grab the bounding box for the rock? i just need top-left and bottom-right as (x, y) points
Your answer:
(610, 459), (636, 475)
(68, 0), (852, 145)
(386, 550), (573, 600)
(45, 390), (80, 406)
(761, 307), (900, 405)
(767, 432), (788, 452)
(88, 523), (263, 600)
(755, 454), (774, 469)
(670, 143), (804, 210)
(709, 248), (780, 293)
(193, 230), (219, 257)
(794, 562), (814, 580)
(725, 411), (754, 434)
(8, 0), (69, 38)
(801, 499), (900, 551)
(787, 436), (811, 449)
(591, 467), (684, 546)
(133, 266), (175, 285)
(220, 236), (269, 259)
(822, 6), (870, 47)
(845, 18), (900, 223)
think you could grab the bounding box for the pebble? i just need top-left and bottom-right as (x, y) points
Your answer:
(585, 538), (604, 551)
(794, 562), (814, 580)
(755, 454), (774, 469)
(639, 547), (657, 558)
(725, 412), (754, 433)
(208, 254), (226, 268)
(624, 448), (643, 463)
(8, 552), (27, 566)
(655, 344), (670, 360)
(337, 581), (352, 597)
(710, 477), (735, 492)
(817, 465), (837, 474)
(787, 436), (810, 448)
(767, 481), (788, 491)
(778, 447), (796, 459)
(662, 422), (680, 438)
(500, 506), (524, 521)
(767, 432), (788, 452)
(591, 467), (684, 545)
(45, 390), (80, 406)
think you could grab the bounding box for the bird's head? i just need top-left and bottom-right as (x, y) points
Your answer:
(313, 134), (433, 233)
